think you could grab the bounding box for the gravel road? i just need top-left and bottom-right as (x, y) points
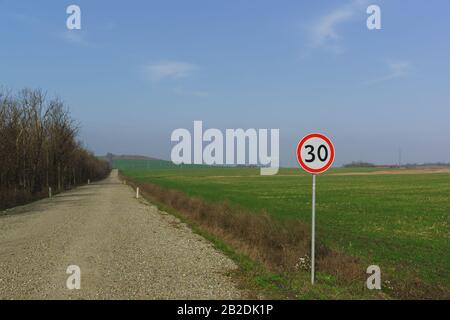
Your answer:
(0, 169), (242, 299)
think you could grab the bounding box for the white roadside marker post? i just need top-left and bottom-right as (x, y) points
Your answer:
(88, 179), (90, 185)
(136, 187), (139, 199)
(296, 133), (335, 285)
(49, 187), (52, 199)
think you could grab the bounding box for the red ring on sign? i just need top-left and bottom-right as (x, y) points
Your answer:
(296, 133), (335, 174)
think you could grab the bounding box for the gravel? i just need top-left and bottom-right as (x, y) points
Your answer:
(0, 170), (242, 299)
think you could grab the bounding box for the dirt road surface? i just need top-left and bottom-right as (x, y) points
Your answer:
(0, 170), (242, 299)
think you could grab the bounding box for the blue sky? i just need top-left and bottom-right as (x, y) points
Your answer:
(1, 0), (450, 166)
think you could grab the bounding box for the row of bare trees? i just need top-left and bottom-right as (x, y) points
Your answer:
(0, 88), (110, 209)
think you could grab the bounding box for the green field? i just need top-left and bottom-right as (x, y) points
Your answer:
(117, 159), (450, 298)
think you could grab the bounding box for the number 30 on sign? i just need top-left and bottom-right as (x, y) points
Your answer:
(296, 133), (335, 174)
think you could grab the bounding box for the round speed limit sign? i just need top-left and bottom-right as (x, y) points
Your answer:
(296, 133), (335, 174)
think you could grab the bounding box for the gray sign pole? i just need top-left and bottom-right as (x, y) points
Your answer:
(311, 174), (316, 285)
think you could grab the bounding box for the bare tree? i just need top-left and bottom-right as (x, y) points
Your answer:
(0, 87), (110, 209)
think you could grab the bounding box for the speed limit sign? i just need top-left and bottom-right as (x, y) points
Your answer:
(296, 133), (335, 174)
(296, 133), (335, 285)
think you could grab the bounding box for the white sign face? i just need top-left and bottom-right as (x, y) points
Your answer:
(296, 133), (335, 174)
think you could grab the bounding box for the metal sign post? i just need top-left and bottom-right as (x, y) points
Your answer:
(311, 174), (316, 285)
(296, 133), (335, 285)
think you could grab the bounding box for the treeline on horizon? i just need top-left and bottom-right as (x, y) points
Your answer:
(343, 161), (450, 168)
(0, 87), (110, 210)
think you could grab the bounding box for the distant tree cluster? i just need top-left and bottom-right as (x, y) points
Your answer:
(0, 88), (110, 209)
(403, 162), (450, 167)
(343, 161), (376, 168)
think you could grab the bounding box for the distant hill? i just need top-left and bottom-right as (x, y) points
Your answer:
(99, 153), (161, 161)
(98, 153), (174, 170)
(102, 153), (214, 170)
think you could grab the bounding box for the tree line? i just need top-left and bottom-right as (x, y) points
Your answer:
(0, 88), (110, 209)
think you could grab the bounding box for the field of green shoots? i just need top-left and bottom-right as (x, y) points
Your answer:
(116, 159), (450, 297)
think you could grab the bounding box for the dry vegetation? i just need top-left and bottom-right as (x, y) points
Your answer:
(0, 88), (110, 210)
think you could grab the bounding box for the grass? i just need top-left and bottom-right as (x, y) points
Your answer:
(117, 160), (450, 299)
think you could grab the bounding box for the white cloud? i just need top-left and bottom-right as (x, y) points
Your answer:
(144, 61), (196, 81)
(384, 61), (411, 80)
(367, 60), (412, 84)
(309, 0), (368, 49)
